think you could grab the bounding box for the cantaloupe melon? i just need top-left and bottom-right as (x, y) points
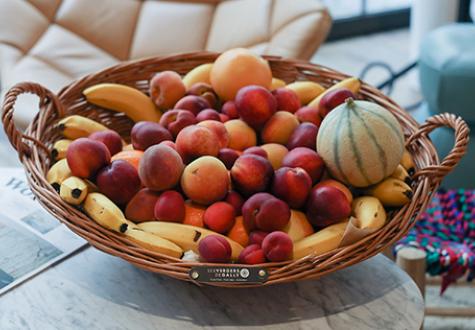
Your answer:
(316, 99), (404, 187)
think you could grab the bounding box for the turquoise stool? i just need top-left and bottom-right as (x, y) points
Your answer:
(419, 24), (475, 188)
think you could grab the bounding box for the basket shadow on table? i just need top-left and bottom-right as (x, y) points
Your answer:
(77, 250), (410, 326)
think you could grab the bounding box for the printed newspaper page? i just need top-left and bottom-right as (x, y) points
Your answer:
(0, 167), (86, 295)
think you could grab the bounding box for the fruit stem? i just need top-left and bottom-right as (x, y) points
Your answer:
(345, 97), (355, 107)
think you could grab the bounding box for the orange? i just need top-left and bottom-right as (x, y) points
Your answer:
(183, 201), (205, 228)
(227, 216), (249, 247)
(111, 150), (143, 171)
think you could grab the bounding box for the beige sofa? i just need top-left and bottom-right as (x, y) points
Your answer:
(0, 0), (331, 127)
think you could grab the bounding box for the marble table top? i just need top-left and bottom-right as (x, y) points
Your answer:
(0, 248), (424, 330)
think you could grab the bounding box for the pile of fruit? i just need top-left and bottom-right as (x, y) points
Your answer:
(46, 48), (416, 265)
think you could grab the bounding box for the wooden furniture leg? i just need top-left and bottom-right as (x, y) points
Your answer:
(396, 247), (427, 297)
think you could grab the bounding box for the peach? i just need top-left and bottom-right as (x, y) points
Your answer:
(89, 130), (122, 156)
(270, 77), (286, 90)
(225, 190), (245, 216)
(66, 138), (111, 178)
(227, 216), (249, 247)
(262, 231), (293, 262)
(242, 193), (290, 232)
(261, 111), (299, 145)
(198, 235), (231, 263)
(238, 244), (266, 264)
(295, 106), (322, 126)
(235, 85), (277, 130)
(139, 144), (184, 191)
(282, 147), (325, 183)
(221, 101), (239, 119)
(111, 150), (143, 171)
(318, 87), (355, 118)
(230, 154), (273, 196)
(248, 231), (269, 246)
(243, 146), (267, 159)
(96, 159), (141, 205)
(271, 166), (312, 208)
(186, 83), (218, 109)
(203, 202), (236, 233)
(260, 143), (288, 170)
(219, 114), (230, 123)
(174, 95), (210, 115)
(196, 109), (220, 122)
(131, 121), (172, 150)
(125, 188), (161, 223)
(159, 140), (177, 150)
(218, 148), (240, 169)
(314, 179), (353, 204)
(287, 123), (319, 150)
(183, 200), (206, 227)
(282, 210), (314, 242)
(150, 71), (186, 110)
(210, 48), (272, 101)
(159, 110), (197, 138)
(197, 120), (229, 149)
(306, 185), (351, 228)
(175, 125), (220, 163)
(272, 88), (301, 113)
(180, 156), (229, 205)
(224, 119), (257, 151)
(154, 190), (185, 222)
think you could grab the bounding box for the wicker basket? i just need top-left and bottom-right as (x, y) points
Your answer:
(1, 52), (470, 287)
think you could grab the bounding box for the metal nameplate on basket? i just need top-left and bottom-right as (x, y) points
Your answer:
(189, 266), (268, 283)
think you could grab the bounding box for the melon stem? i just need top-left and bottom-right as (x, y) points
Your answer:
(345, 97), (355, 107)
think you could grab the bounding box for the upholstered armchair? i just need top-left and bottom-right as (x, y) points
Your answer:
(0, 0), (331, 127)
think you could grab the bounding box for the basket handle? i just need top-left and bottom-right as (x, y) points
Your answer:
(2, 82), (64, 158)
(406, 113), (470, 183)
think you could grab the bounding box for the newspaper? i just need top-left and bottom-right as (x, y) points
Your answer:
(0, 167), (87, 295)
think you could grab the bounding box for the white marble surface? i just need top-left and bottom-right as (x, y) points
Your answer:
(0, 249), (424, 330)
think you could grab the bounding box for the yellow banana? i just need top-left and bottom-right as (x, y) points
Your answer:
(51, 139), (72, 161)
(270, 77), (286, 90)
(308, 77), (361, 108)
(83, 193), (129, 233)
(138, 221), (243, 260)
(391, 164), (412, 184)
(46, 159), (72, 192)
(401, 149), (416, 176)
(83, 83), (161, 122)
(57, 115), (109, 140)
(285, 81), (326, 105)
(365, 178), (413, 207)
(59, 176), (88, 205)
(293, 221), (349, 260)
(351, 196), (386, 230)
(125, 228), (183, 259)
(182, 63), (213, 89)
(282, 210), (314, 242)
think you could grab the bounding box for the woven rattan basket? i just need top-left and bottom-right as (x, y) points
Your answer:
(2, 52), (470, 287)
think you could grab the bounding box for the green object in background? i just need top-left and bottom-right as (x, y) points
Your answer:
(418, 23), (475, 188)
